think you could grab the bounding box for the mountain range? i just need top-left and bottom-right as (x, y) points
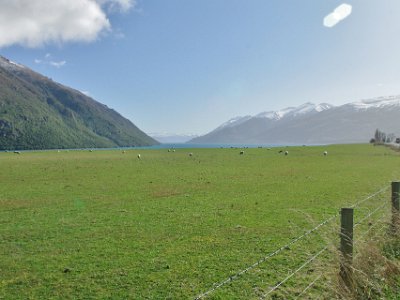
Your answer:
(190, 96), (400, 145)
(150, 133), (198, 143)
(0, 56), (158, 150)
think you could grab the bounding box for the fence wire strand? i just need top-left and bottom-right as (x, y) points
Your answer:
(354, 202), (389, 228)
(294, 274), (322, 300)
(194, 184), (389, 299)
(350, 185), (389, 209)
(260, 246), (328, 299)
(194, 214), (337, 299)
(356, 220), (390, 247)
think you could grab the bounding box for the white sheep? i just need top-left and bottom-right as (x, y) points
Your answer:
(240, 150), (244, 155)
(137, 154), (141, 159)
(284, 151), (289, 156)
(323, 151), (328, 156)
(189, 153), (193, 157)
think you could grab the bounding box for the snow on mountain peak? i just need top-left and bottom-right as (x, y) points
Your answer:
(256, 102), (333, 120)
(0, 56), (25, 70)
(215, 115), (252, 131)
(348, 95), (400, 110)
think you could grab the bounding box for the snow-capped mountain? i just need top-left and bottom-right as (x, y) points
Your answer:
(255, 102), (333, 120)
(214, 115), (252, 131)
(190, 96), (400, 145)
(0, 57), (23, 69)
(345, 95), (400, 110)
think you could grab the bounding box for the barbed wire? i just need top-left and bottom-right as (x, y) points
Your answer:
(260, 246), (328, 299)
(194, 184), (389, 299)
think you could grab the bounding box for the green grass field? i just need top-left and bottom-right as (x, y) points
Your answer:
(1, 144), (399, 299)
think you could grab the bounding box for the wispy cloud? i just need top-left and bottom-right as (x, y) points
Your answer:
(0, 0), (137, 48)
(323, 4), (352, 28)
(97, 0), (136, 13)
(49, 60), (67, 68)
(34, 53), (66, 68)
(113, 28), (126, 39)
(80, 90), (91, 96)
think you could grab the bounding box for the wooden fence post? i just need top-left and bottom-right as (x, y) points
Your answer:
(340, 207), (354, 290)
(391, 181), (400, 232)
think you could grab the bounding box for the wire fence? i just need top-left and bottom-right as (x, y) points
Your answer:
(194, 184), (393, 300)
(294, 274), (322, 300)
(290, 193), (391, 299)
(194, 213), (338, 300)
(260, 246), (328, 299)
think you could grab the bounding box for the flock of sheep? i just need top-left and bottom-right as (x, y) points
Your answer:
(10, 148), (329, 157)
(129, 149), (328, 159)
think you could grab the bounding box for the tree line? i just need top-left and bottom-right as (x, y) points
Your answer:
(370, 129), (400, 144)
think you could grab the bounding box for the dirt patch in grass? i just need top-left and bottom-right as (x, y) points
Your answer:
(150, 187), (183, 198)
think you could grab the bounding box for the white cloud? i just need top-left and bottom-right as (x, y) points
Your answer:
(0, 0), (136, 48)
(323, 4), (352, 28)
(34, 53), (67, 68)
(97, 0), (135, 13)
(80, 90), (91, 96)
(50, 60), (67, 68)
(113, 28), (126, 39)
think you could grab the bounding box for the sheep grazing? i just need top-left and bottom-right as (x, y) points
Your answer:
(168, 149), (171, 152)
(122, 150), (126, 154)
(284, 151), (289, 156)
(189, 153), (193, 157)
(137, 154), (141, 159)
(14, 151), (21, 154)
(323, 151), (328, 156)
(239, 150), (244, 155)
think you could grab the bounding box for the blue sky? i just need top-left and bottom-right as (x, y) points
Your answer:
(1, 1), (400, 135)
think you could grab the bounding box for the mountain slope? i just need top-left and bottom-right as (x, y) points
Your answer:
(0, 56), (158, 150)
(190, 97), (400, 145)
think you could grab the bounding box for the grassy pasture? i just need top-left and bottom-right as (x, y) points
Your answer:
(0, 144), (399, 299)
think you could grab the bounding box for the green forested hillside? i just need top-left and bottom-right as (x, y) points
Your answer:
(0, 56), (158, 150)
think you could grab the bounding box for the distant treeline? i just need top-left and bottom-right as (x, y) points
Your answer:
(370, 128), (399, 144)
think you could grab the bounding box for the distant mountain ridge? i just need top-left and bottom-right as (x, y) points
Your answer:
(190, 96), (400, 145)
(0, 55), (158, 150)
(254, 102), (333, 121)
(150, 133), (198, 143)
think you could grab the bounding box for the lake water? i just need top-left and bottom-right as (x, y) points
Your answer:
(6, 143), (292, 152)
